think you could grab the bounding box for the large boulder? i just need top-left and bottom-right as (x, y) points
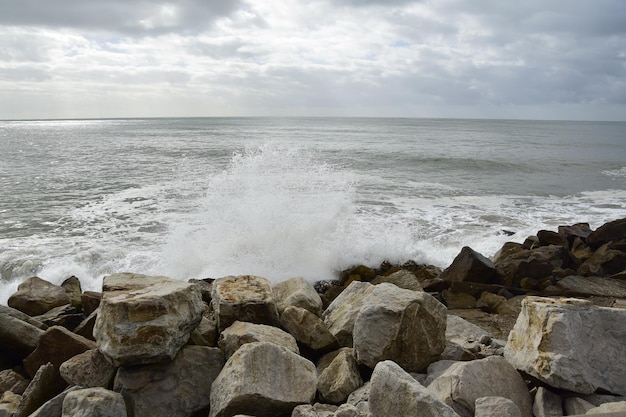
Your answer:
(370, 269), (423, 292)
(27, 386), (82, 417)
(114, 345), (224, 417)
(61, 276), (83, 310)
(61, 387), (127, 417)
(12, 363), (57, 417)
(440, 247), (501, 284)
(474, 396), (521, 417)
(552, 275), (626, 298)
(273, 277), (323, 316)
(209, 342), (316, 417)
(23, 326), (97, 393)
(93, 273), (205, 367)
(317, 348), (362, 404)
(280, 306), (339, 355)
(353, 283), (446, 372)
(368, 360), (459, 417)
(59, 349), (116, 388)
(322, 281), (374, 347)
(218, 320), (299, 359)
(427, 356), (533, 417)
(212, 275), (280, 332)
(8, 277), (71, 316)
(532, 387), (563, 417)
(0, 306), (45, 363)
(587, 218), (626, 249)
(504, 297), (626, 395)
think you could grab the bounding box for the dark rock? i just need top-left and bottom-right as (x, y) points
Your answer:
(33, 304), (85, 331)
(558, 223), (592, 246)
(339, 265), (377, 285)
(61, 276), (82, 310)
(188, 278), (214, 304)
(0, 306), (45, 364)
(371, 269), (423, 291)
(12, 363), (57, 417)
(441, 290), (476, 309)
(587, 218), (626, 249)
(578, 243), (626, 276)
(8, 277), (71, 316)
(80, 291), (102, 316)
(537, 230), (568, 247)
(74, 309), (97, 341)
(440, 246), (501, 284)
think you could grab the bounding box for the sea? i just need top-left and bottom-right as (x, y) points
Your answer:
(1, 117), (625, 304)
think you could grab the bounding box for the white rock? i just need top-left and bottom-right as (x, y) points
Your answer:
(94, 273), (205, 367)
(322, 281), (374, 347)
(273, 277), (323, 316)
(504, 296), (626, 395)
(209, 342), (316, 417)
(369, 360), (459, 417)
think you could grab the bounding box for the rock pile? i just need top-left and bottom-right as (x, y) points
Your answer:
(1, 218), (626, 416)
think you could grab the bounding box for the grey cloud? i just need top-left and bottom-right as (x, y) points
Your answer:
(0, 0), (242, 35)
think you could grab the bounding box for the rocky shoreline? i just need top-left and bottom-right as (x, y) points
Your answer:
(1, 218), (626, 417)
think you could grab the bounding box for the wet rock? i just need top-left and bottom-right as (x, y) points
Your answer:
(80, 291), (101, 316)
(353, 283), (446, 372)
(537, 230), (567, 247)
(115, 345), (224, 417)
(73, 310), (97, 341)
(371, 269), (423, 292)
(504, 297), (626, 395)
(218, 320), (299, 359)
(209, 342), (316, 417)
(24, 326), (97, 393)
(61, 387), (127, 417)
(0, 306), (45, 363)
(59, 349), (116, 388)
(212, 275), (280, 332)
(440, 246), (501, 284)
(558, 223), (592, 246)
(368, 360), (459, 417)
(8, 277), (71, 316)
(317, 348), (362, 404)
(427, 356), (533, 417)
(61, 276), (82, 310)
(94, 273), (204, 367)
(587, 218), (626, 249)
(273, 277), (323, 317)
(34, 304), (84, 331)
(280, 306), (339, 354)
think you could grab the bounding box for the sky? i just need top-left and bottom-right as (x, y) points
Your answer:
(1, 0), (625, 120)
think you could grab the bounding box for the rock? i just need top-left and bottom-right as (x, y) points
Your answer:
(586, 401), (626, 414)
(291, 403), (337, 417)
(587, 218), (626, 249)
(492, 242), (525, 264)
(554, 275), (626, 298)
(425, 360), (460, 386)
(61, 276), (83, 310)
(537, 230), (568, 246)
(564, 397), (595, 415)
(59, 349), (116, 388)
(442, 290), (476, 309)
(368, 360), (459, 417)
(24, 326), (97, 393)
(371, 269), (423, 292)
(334, 403), (363, 417)
(0, 306), (45, 363)
(440, 246), (501, 284)
(209, 342), (316, 417)
(61, 387), (127, 417)
(34, 304), (84, 331)
(317, 348), (362, 404)
(212, 275), (280, 332)
(189, 278), (214, 304)
(93, 273), (205, 367)
(114, 345), (224, 417)
(558, 223), (592, 246)
(346, 382), (370, 416)
(446, 315), (492, 343)
(73, 310), (97, 341)
(28, 386), (82, 417)
(0, 392), (21, 417)
(427, 356), (533, 417)
(218, 320), (299, 359)
(474, 396), (521, 417)
(340, 265), (377, 285)
(0, 369), (29, 395)
(189, 313), (218, 347)
(504, 297), (626, 395)
(80, 291), (101, 316)
(578, 243), (626, 276)
(532, 387), (563, 417)
(322, 281), (375, 347)
(8, 277), (71, 316)
(280, 306), (339, 354)
(12, 363), (57, 417)
(273, 277), (323, 316)
(353, 283), (446, 372)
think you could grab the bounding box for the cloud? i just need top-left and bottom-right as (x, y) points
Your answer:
(0, 0), (242, 35)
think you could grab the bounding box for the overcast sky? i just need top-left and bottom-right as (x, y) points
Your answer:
(1, 0), (625, 120)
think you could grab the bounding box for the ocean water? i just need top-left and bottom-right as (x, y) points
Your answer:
(1, 117), (625, 303)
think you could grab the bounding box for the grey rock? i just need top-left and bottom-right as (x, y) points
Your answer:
(8, 277), (71, 316)
(0, 369), (30, 395)
(61, 387), (127, 417)
(280, 306), (339, 354)
(59, 349), (116, 388)
(61, 276), (83, 310)
(371, 269), (423, 292)
(291, 403), (337, 417)
(219, 320), (299, 359)
(475, 396), (521, 417)
(586, 401), (626, 414)
(13, 363), (57, 417)
(317, 348), (362, 404)
(209, 342), (316, 417)
(273, 277), (323, 316)
(322, 281), (375, 348)
(28, 386), (82, 417)
(564, 397), (595, 416)
(533, 387), (563, 417)
(115, 345), (224, 417)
